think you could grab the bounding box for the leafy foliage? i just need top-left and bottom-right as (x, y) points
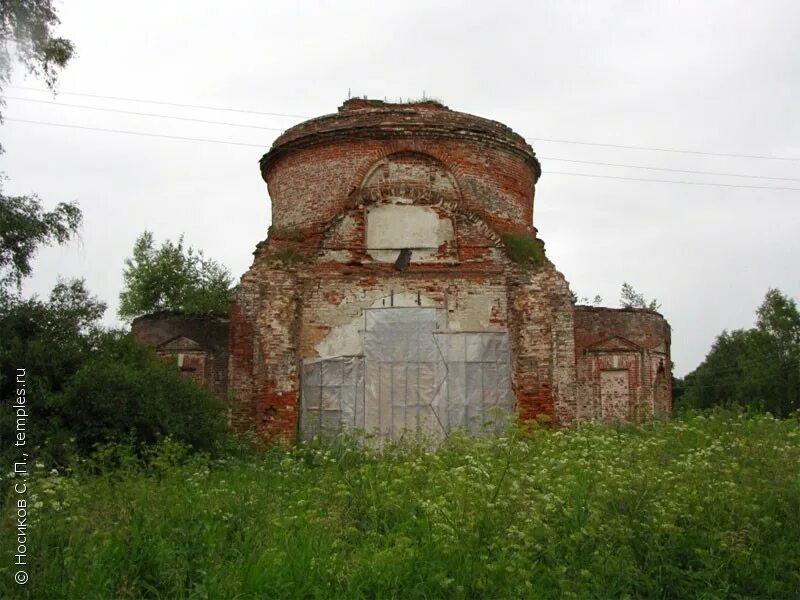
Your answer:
(0, 278), (106, 464)
(757, 287), (800, 352)
(2, 412), (798, 598)
(56, 334), (229, 455)
(0, 0), (74, 92)
(118, 231), (233, 320)
(572, 292), (603, 305)
(0, 192), (82, 291)
(0, 278), (230, 466)
(0, 0), (79, 293)
(500, 233), (546, 267)
(0, 277), (105, 400)
(619, 281), (661, 311)
(680, 288), (800, 416)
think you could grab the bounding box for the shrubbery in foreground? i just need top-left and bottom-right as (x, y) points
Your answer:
(1, 411), (799, 599)
(55, 334), (230, 456)
(0, 332), (231, 470)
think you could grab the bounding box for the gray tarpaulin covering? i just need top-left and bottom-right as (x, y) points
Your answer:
(363, 308), (449, 439)
(299, 356), (364, 441)
(300, 307), (512, 441)
(433, 331), (513, 435)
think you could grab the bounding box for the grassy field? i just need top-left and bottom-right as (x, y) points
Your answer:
(2, 411), (799, 599)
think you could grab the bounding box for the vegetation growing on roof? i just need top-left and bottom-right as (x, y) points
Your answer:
(620, 282), (661, 311)
(398, 95), (444, 105)
(119, 231), (233, 320)
(500, 233), (546, 268)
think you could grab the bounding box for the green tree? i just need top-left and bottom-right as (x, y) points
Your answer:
(0, 0), (74, 95)
(0, 277), (106, 396)
(0, 0), (79, 295)
(119, 231), (234, 320)
(0, 193), (81, 292)
(0, 278), (106, 464)
(620, 282), (661, 311)
(756, 288), (800, 354)
(1, 277), (231, 465)
(680, 289), (800, 416)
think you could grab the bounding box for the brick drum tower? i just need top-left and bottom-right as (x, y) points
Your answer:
(225, 98), (672, 442)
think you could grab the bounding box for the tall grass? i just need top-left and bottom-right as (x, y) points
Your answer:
(2, 411), (799, 598)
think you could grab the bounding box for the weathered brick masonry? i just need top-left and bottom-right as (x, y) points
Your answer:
(224, 98), (673, 441)
(574, 306), (672, 421)
(142, 98), (671, 442)
(131, 313), (229, 398)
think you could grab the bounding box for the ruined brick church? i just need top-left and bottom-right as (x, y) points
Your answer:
(133, 98), (672, 442)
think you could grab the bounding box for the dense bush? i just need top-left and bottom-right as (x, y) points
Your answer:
(0, 278), (105, 400)
(1, 327), (230, 472)
(0, 239), (232, 469)
(0, 279), (107, 466)
(2, 411), (798, 598)
(55, 334), (230, 455)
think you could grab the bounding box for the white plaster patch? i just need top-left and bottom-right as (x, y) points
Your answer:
(315, 318), (363, 358)
(447, 293), (501, 331)
(314, 290), (440, 358)
(365, 204), (454, 263)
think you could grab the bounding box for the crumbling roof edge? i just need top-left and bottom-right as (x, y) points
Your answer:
(575, 304), (667, 319)
(131, 310), (230, 325)
(259, 101), (540, 182)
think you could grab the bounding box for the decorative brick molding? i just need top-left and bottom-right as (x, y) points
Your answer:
(131, 313), (229, 398)
(168, 99), (674, 442)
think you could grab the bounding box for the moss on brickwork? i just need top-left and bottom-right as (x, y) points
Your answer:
(501, 233), (546, 268)
(264, 249), (309, 269)
(268, 225), (303, 241)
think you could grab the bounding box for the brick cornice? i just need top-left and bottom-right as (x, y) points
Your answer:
(260, 106), (541, 182)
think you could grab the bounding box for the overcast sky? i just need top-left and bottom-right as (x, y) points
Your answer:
(2, 1), (798, 376)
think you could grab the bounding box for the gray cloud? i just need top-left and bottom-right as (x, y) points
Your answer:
(3, 0), (798, 376)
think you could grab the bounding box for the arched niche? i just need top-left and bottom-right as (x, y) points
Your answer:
(359, 151), (461, 200)
(357, 152), (460, 264)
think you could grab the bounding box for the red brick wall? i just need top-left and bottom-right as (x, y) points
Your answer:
(228, 260), (579, 440)
(226, 101), (670, 442)
(508, 268), (577, 425)
(265, 139), (536, 236)
(228, 269), (301, 441)
(574, 307), (672, 420)
(131, 314), (229, 397)
(261, 100), (539, 240)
